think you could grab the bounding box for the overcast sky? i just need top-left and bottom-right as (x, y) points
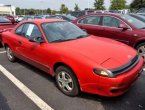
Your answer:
(0, 0), (133, 10)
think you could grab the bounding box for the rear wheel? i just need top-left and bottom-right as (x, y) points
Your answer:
(6, 46), (16, 62)
(136, 43), (145, 59)
(0, 42), (2, 48)
(55, 66), (80, 97)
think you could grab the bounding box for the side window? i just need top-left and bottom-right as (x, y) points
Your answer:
(19, 23), (42, 39)
(79, 16), (101, 25)
(103, 16), (124, 28)
(15, 24), (24, 35)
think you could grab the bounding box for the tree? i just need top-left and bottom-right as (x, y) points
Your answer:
(74, 3), (80, 11)
(28, 9), (35, 15)
(60, 4), (69, 14)
(94, 0), (106, 10)
(47, 8), (51, 14)
(16, 7), (21, 15)
(110, 0), (126, 10)
(130, 0), (145, 9)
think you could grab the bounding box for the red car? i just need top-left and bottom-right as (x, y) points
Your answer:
(2, 19), (144, 97)
(4, 15), (15, 24)
(72, 13), (145, 58)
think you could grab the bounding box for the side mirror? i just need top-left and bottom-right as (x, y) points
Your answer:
(29, 37), (45, 43)
(118, 24), (129, 31)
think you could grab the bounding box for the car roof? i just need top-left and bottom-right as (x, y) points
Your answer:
(89, 13), (122, 16)
(21, 19), (65, 24)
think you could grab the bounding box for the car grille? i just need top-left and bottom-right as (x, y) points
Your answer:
(109, 55), (140, 76)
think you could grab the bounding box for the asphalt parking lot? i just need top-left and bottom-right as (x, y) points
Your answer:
(0, 47), (145, 110)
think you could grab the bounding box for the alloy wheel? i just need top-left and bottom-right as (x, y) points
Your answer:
(57, 71), (74, 92)
(137, 45), (145, 58)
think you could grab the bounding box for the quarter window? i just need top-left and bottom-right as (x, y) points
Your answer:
(103, 16), (124, 28)
(79, 16), (101, 25)
(15, 24), (24, 35)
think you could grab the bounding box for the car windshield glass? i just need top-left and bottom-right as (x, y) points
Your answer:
(121, 14), (145, 29)
(66, 14), (76, 20)
(41, 21), (88, 42)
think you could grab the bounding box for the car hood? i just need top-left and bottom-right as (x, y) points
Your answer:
(55, 35), (137, 69)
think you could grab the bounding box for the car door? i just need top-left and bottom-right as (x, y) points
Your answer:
(15, 23), (50, 72)
(101, 15), (134, 45)
(76, 15), (104, 37)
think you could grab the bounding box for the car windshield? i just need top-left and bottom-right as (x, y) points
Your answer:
(41, 21), (88, 42)
(66, 14), (76, 20)
(121, 14), (145, 29)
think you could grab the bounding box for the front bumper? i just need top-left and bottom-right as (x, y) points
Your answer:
(81, 57), (144, 97)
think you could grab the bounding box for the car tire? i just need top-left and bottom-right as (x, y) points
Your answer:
(0, 42), (2, 48)
(136, 42), (145, 59)
(55, 66), (80, 97)
(6, 46), (16, 62)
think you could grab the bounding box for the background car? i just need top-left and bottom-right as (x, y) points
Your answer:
(3, 15), (15, 24)
(129, 14), (145, 22)
(72, 13), (145, 58)
(41, 15), (50, 19)
(46, 14), (76, 21)
(2, 19), (144, 97)
(0, 16), (11, 23)
(135, 7), (145, 16)
(22, 15), (42, 21)
(15, 15), (24, 22)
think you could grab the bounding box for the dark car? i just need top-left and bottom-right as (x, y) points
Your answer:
(22, 16), (42, 21)
(46, 15), (76, 21)
(72, 13), (145, 58)
(129, 14), (145, 22)
(135, 7), (145, 16)
(0, 16), (11, 23)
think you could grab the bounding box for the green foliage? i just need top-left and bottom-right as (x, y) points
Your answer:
(60, 4), (69, 14)
(47, 8), (51, 14)
(15, 7), (52, 15)
(110, 0), (126, 10)
(94, 0), (106, 10)
(130, 0), (145, 9)
(74, 3), (80, 11)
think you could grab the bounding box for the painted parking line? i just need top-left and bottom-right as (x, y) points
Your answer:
(0, 65), (54, 110)
(0, 51), (6, 54)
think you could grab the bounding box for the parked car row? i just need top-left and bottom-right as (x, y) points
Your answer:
(1, 18), (144, 97)
(1, 12), (145, 97)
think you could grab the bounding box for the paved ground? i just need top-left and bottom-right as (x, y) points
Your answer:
(0, 47), (145, 110)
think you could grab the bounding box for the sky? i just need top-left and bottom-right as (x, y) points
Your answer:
(0, 0), (133, 10)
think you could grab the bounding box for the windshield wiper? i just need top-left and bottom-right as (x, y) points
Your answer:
(50, 39), (65, 43)
(140, 27), (145, 29)
(76, 34), (89, 39)
(50, 38), (76, 43)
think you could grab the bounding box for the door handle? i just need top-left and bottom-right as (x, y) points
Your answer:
(18, 40), (22, 44)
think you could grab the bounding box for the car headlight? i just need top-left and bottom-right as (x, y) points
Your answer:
(93, 68), (114, 78)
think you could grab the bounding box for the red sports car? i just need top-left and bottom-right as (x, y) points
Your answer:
(2, 19), (144, 97)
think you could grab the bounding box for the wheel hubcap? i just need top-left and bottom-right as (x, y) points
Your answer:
(7, 47), (13, 60)
(57, 71), (73, 92)
(138, 45), (145, 59)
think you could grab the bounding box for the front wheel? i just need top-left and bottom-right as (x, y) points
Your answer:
(55, 66), (80, 97)
(6, 46), (16, 62)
